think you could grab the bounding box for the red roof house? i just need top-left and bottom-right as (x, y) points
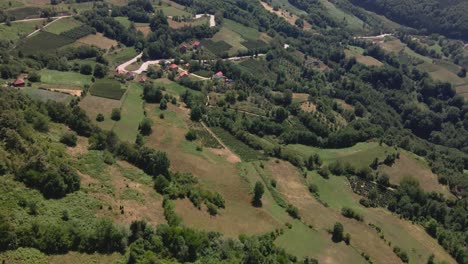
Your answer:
(213, 71), (224, 79)
(116, 68), (125, 75)
(140, 76), (148, 83)
(193, 41), (201, 48)
(169, 64), (179, 70)
(13, 78), (25, 87)
(179, 72), (189, 79)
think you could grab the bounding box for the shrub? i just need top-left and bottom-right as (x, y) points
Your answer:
(60, 131), (77, 147)
(252, 181), (264, 207)
(270, 179), (277, 188)
(341, 207), (363, 221)
(139, 118), (152, 135)
(393, 247), (409, 263)
(160, 99), (168, 110)
(286, 204), (300, 219)
(96, 113), (104, 122)
(206, 202), (218, 216)
(111, 108), (121, 121)
(318, 165), (330, 178)
(308, 183), (318, 194)
(344, 233), (351, 245)
(185, 130), (197, 141)
(332, 222), (344, 242)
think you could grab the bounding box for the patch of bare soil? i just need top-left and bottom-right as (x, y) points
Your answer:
(208, 147), (241, 163)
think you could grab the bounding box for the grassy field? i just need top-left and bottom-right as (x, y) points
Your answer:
(112, 83), (144, 143)
(114, 16), (149, 28)
(154, 3), (191, 16)
(77, 33), (118, 50)
(20, 87), (72, 103)
(79, 95), (122, 131)
(0, 19), (43, 42)
(90, 79), (126, 100)
(17, 31), (74, 55)
(105, 47), (138, 66)
(44, 17), (82, 34)
(237, 58), (276, 79)
(345, 49), (383, 67)
(153, 78), (203, 97)
(286, 142), (393, 168)
(210, 127), (261, 161)
(319, 0), (366, 33)
(6, 6), (41, 19)
(39, 69), (92, 86)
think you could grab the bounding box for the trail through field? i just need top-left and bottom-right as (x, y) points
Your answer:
(201, 121), (241, 163)
(0, 15), (72, 25)
(354, 33), (393, 39)
(25, 16), (71, 38)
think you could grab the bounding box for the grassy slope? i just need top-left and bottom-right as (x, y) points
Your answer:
(0, 20), (43, 42)
(44, 17), (82, 34)
(112, 83), (144, 143)
(39, 69), (92, 87)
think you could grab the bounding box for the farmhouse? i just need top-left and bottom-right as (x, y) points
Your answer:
(169, 64), (179, 71)
(213, 71), (224, 80)
(116, 68), (125, 75)
(12, 78), (25, 87)
(140, 76), (148, 83)
(180, 45), (187, 53)
(179, 72), (189, 79)
(193, 40), (201, 49)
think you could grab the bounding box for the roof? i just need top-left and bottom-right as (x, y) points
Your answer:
(169, 64), (178, 69)
(215, 71), (223, 76)
(179, 72), (188, 77)
(193, 41), (200, 46)
(13, 78), (25, 85)
(180, 44), (187, 48)
(140, 76), (148, 82)
(116, 68), (125, 74)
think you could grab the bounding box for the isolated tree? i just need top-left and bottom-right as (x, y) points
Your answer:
(80, 64), (93, 75)
(332, 222), (344, 242)
(252, 181), (264, 207)
(111, 108), (121, 121)
(160, 99), (167, 110)
(96, 113), (104, 122)
(139, 118), (152, 135)
(93, 63), (107, 78)
(190, 106), (202, 121)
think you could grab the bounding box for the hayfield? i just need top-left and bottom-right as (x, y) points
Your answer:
(77, 33), (118, 50)
(17, 31), (74, 55)
(105, 47), (138, 66)
(154, 4), (190, 17)
(20, 87), (72, 103)
(44, 17), (82, 34)
(456, 84), (468, 99)
(39, 69), (92, 86)
(90, 79), (126, 100)
(418, 62), (468, 86)
(112, 83), (144, 143)
(168, 16), (209, 29)
(201, 39), (233, 56)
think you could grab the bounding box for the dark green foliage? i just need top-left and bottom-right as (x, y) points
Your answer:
(159, 98), (167, 110)
(16, 32), (74, 55)
(60, 131), (77, 147)
(344, 233), (351, 245)
(60, 25), (96, 40)
(341, 207), (363, 221)
(139, 118), (152, 135)
(305, 153), (322, 171)
(252, 181), (264, 207)
(96, 113), (104, 122)
(393, 246), (409, 263)
(185, 130), (197, 141)
(143, 83), (163, 103)
(190, 105), (203, 121)
(332, 222), (344, 242)
(286, 204), (300, 219)
(111, 108), (121, 121)
(308, 183), (318, 194)
(93, 63), (107, 78)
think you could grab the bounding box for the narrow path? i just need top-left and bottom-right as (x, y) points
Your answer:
(200, 121), (241, 161)
(25, 16), (71, 38)
(0, 15), (72, 25)
(354, 33), (393, 39)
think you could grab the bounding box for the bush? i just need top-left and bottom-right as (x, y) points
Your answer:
(286, 204), (300, 219)
(60, 131), (77, 147)
(341, 207), (363, 221)
(318, 165), (330, 178)
(393, 247), (409, 263)
(139, 118), (152, 135)
(160, 99), (167, 110)
(96, 113), (104, 122)
(308, 183), (318, 194)
(185, 130), (197, 141)
(206, 202), (218, 216)
(111, 108), (121, 121)
(332, 222), (344, 242)
(344, 233), (351, 245)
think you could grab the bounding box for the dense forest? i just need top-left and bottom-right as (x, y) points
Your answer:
(347, 0), (468, 40)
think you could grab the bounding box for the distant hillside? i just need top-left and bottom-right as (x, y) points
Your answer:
(347, 0), (468, 40)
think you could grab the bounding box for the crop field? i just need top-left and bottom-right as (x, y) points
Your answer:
(112, 83), (144, 143)
(238, 58), (276, 79)
(77, 33), (118, 49)
(17, 31), (74, 55)
(61, 24), (95, 40)
(201, 39), (233, 56)
(90, 79), (126, 100)
(210, 26), (245, 54)
(287, 142), (393, 168)
(39, 69), (92, 86)
(210, 127), (261, 161)
(0, 19), (43, 42)
(154, 3), (190, 17)
(44, 17), (82, 34)
(114, 16), (149, 28)
(6, 6), (41, 20)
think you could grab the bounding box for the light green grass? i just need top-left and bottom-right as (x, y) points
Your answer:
(106, 47), (138, 66)
(21, 87), (72, 103)
(348, 45), (364, 54)
(0, 0), (23, 9)
(112, 83), (144, 142)
(211, 26), (247, 55)
(286, 142), (392, 168)
(268, 0), (307, 16)
(114, 16), (149, 28)
(275, 221), (326, 258)
(154, 79), (203, 97)
(44, 17), (82, 35)
(39, 69), (92, 86)
(155, 5), (191, 16)
(224, 19), (260, 40)
(319, 0), (365, 33)
(0, 20), (43, 42)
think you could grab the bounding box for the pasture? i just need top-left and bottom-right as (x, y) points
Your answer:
(90, 79), (126, 100)
(112, 83), (144, 143)
(319, 0), (366, 33)
(168, 16), (209, 29)
(259, 1), (312, 30)
(17, 31), (74, 55)
(20, 87), (72, 103)
(77, 33), (118, 50)
(39, 69), (92, 86)
(456, 84), (468, 99)
(418, 61), (468, 86)
(210, 127), (261, 161)
(44, 17), (82, 35)
(105, 47), (138, 66)
(154, 3), (190, 17)
(6, 6), (41, 20)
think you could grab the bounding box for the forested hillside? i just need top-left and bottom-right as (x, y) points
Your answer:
(347, 0), (468, 40)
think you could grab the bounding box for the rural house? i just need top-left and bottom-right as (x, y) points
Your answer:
(179, 72), (189, 79)
(169, 64), (179, 71)
(213, 71), (225, 80)
(193, 41), (201, 49)
(12, 78), (25, 87)
(180, 45), (187, 53)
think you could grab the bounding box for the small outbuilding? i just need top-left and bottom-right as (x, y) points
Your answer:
(13, 78), (25, 87)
